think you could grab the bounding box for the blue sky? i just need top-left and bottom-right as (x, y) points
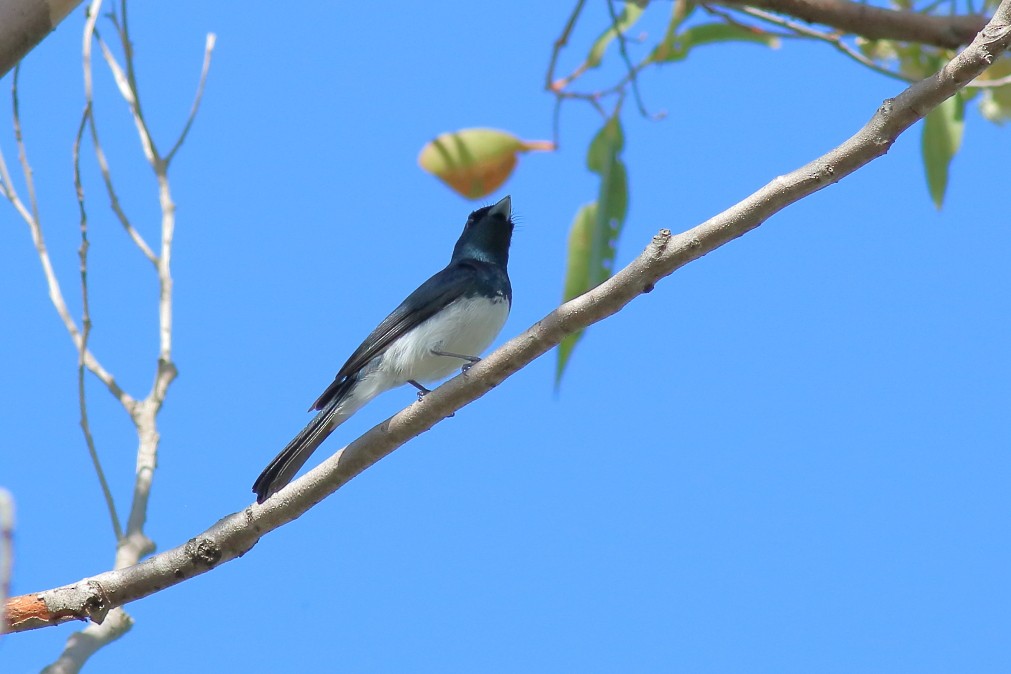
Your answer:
(2, 2), (1010, 672)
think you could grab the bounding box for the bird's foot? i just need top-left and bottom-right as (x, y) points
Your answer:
(409, 379), (454, 417)
(408, 380), (432, 402)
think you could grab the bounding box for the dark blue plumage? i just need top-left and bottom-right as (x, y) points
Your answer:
(253, 196), (514, 503)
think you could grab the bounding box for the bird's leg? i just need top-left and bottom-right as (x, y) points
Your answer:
(408, 379), (432, 402)
(408, 379), (454, 417)
(430, 349), (481, 373)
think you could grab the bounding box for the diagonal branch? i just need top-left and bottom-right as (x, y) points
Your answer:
(6, 0), (1010, 633)
(715, 0), (988, 49)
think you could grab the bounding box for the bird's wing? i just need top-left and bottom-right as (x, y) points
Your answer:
(309, 262), (478, 411)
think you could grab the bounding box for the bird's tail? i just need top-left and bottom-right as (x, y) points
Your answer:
(253, 401), (346, 504)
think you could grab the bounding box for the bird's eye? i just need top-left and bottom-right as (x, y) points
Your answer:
(466, 206), (493, 227)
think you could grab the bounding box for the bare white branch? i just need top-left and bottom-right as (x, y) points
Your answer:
(40, 609), (133, 674)
(0, 67), (136, 412)
(8, 0), (210, 665)
(165, 33), (217, 166)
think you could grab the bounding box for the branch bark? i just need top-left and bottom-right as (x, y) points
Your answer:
(5, 0), (1009, 634)
(716, 0), (988, 49)
(0, 0), (84, 78)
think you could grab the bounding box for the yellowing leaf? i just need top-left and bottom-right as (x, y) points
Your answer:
(418, 128), (553, 199)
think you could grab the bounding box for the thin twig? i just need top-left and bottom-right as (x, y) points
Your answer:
(736, 5), (921, 83)
(73, 107), (123, 542)
(701, 3), (797, 39)
(1, 66), (135, 412)
(117, 0), (160, 165)
(83, 10), (157, 266)
(546, 0), (587, 90)
(12, 68), (41, 229)
(606, 0), (657, 119)
(72, 0), (126, 542)
(713, 3), (1011, 89)
(94, 30), (158, 167)
(86, 117), (158, 263)
(164, 33), (217, 166)
(547, 0), (588, 147)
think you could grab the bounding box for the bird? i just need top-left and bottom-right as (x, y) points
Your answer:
(253, 196), (515, 503)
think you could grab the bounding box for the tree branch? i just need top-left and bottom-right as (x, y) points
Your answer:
(716, 0), (988, 49)
(0, 0), (214, 665)
(0, 67), (136, 413)
(0, 0), (85, 78)
(5, 0), (1009, 634)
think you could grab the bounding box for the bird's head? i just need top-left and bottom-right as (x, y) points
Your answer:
(451, 195), (514, 268)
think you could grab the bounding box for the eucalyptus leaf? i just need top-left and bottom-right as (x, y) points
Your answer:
(556, 203), (597, 386)
(649, 21), (779, 63)
(922, 92), (965, 209)
(557, 115), (630, 385)
(586, 3), (645, 69)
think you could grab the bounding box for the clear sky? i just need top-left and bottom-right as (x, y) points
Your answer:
(2, 2), (1009, 672)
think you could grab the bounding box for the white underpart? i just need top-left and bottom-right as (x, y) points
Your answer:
(335, 295), (510, 417)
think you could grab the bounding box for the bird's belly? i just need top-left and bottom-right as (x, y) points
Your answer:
(383, 295), (510, 384)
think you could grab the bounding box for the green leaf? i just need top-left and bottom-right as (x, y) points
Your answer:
(585, 3), (645, 69)
(921, 92), (965, 209)
(649, 21), (780, 63)
(556, 203), (596, 386)
(587, 114), (624, 174)
(557, 115), (630, 386)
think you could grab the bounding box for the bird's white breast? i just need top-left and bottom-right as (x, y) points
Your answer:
(382, 295), (510, 385)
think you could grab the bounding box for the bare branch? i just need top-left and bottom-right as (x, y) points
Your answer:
(94, 30), (158, 167)
(40, 609), (132, 674)
(6, 0), (1011, 632)
(715, 0), (987, 49)
(0, 64), (136, 412)
(546, 0), (587, 91)
(164, 33), (217, 166)
(606, 0), (656, 120)
(86, 116), (159, 264)
(72, 0), (124, 545)
(729, 4), (921, 83)
(72, 109), (123, 542)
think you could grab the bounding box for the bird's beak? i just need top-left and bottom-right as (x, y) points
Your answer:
(489, 195), (511, 220)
